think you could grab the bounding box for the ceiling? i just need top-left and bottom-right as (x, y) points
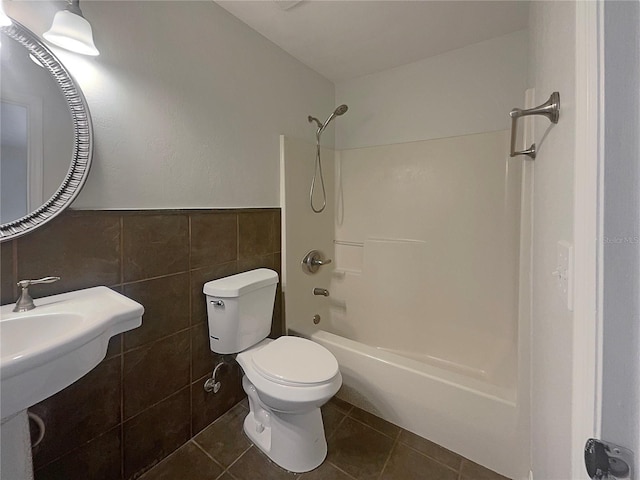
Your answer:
(215, 1), (529, 82)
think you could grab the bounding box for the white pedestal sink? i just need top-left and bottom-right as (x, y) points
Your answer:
(0, 287), (144, 479)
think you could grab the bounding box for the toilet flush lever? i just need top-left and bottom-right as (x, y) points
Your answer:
(210, 300), (225, 307)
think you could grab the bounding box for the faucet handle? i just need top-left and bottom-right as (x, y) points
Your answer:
(14, 277), (60, 312)
(302, 250), (333, 274)
(311, 258), (332, 266)
(17, 276), (61, 288)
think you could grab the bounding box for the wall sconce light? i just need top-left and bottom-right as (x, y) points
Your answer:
(43, 0), (99, 56)
(0, 2), (12, 27)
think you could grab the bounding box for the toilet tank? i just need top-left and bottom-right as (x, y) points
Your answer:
(203, 269), (278, 354)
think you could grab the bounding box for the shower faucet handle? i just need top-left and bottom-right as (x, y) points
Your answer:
(302, 250), (332, 274)
(311, 258), (332, 266)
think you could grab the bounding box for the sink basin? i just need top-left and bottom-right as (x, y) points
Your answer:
(0, 286), (143, 420)
(1, 313), (84, 360)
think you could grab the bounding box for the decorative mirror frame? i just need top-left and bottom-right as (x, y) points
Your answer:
(0, 20), (93, 241)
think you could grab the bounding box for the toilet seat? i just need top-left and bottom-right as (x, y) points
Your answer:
(251, 337), (339, 386)
(237, 338), (342, 413)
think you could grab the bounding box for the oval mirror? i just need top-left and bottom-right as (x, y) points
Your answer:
(0, 20), (92, 241)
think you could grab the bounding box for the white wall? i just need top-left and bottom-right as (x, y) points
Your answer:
(528, 2), (577, 479)
(334, 30), (528, 150)
(5, 1), (335, 209)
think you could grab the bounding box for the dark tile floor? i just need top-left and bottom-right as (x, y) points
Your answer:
(140, 397), (510, 480)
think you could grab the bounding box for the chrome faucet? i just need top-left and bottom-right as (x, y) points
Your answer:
(313, 288), (330, 297)
(302, 250), (332, 274)
(13, 277), (61, 312)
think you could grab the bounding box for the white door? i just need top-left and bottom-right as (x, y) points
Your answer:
(529, 1), (592, 477)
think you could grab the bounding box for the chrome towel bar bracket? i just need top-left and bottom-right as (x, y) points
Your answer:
(509, 91), (560, 159)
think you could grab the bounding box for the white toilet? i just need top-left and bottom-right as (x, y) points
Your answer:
(203, 268), (342, 473)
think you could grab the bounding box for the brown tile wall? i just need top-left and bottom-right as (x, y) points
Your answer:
(0, 208), (283, 480)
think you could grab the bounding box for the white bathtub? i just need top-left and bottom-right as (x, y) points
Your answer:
(292, 327), (524, 480)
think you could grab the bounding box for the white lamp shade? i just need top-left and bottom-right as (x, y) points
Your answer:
(43, 9), (99, 56)
(0, 2), (12, 27)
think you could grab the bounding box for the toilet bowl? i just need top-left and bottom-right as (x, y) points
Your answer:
(237, 337), (342, 472)
(203, 269), (342, 473)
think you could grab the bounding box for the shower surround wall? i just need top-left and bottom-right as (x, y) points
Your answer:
(335, 30), (529, 150)
(332, 130), (521, 385)
(0, 208), (281, 480)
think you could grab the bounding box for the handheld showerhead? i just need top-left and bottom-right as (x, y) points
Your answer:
(307, 105), (349, 136)
(319, 104), (349, 134)
(334, 104), (348, 116)
(307, 104), (349, 214)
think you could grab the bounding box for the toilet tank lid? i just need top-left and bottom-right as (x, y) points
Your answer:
(203, 269), (278, 297)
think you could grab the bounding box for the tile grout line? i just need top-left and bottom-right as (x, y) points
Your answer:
(118, 257), (242, 290)
(191, 400), (253, 477)
(120, 337), (125, 480)
(123, 385), (191, 427)
(120, 270), (191, 287)
(11, 239), (18, 299)
(344, 407), (470, 476)
(236, 213), (240, 264)
(190, 440), (226, 472)
(394, 437), (464, 476)
(376, 433), (400, 480)
(32, 425), (121, 475)
(325, 461), (359, 480)
(188, 214), (193, 439)
(326, 413), (349, 441)
(342, 402), (354, 415)
(137, 441), (192, 480)
(222, 444), (254, 475)
(119, 213), (125, 480)
(346, 415), (399, 441)
(221, 469), (241, 480)
(193, 400), (245, 436)
(119, 215), (124, 287)
(123, 325), (192, 355)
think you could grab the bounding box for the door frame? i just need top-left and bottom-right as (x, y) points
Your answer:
(1, 92), (44, 214)
(570, 0), (604, 478)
